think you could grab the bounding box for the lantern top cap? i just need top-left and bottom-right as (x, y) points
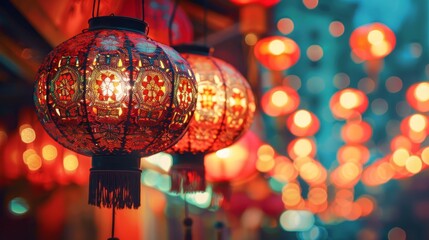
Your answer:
(173, 44), (213, 56)
(88, 16), (149, 34)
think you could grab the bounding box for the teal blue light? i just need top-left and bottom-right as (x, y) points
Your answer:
(269, 177), (285, 193)
(9, 197), (29, 216)
(142, 170), (160, 187)
(157, 174), (171, 192)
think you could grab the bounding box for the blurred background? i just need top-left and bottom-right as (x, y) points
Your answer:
(0, 0), (428, 239)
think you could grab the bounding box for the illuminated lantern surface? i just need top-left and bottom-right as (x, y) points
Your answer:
(33, 16), (197, 209)
(406, 82), (429, 112)
(169, 46), (256, 193)
(349, 23), (396, 61)
(330, 88), (368, 120)
(261, 86), (300, 117)
(230, 0), (280, 7)
(254, 36), (300, 71)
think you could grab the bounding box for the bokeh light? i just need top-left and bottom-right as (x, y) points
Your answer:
(350, 23), (396, 61)
(277, 18), (294, 35)
(254, 36), (300, 71)
(329, 21), (345, 37)
(307, 45), (324, 61)
(9, 197), (30, 216)
(280, 210), (315, 231)
(261, 86), (300, 117)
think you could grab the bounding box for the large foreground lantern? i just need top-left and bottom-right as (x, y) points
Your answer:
(169, 45), (256, 194)
(33, 16), (197, 209)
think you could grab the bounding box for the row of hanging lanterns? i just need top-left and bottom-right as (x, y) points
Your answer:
(250, 22), (396, 73)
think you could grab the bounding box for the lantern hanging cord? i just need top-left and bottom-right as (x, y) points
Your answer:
(168, 0), (181, 46)
(92, 0), (101, 18)
(184, 194), (189, 218)
(108, 205), (118, 240)
(142, 0), (145, 21)
(203, 0), (207, 45)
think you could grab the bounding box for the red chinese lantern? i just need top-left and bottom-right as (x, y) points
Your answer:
(33, 16), (197, 209)
(400, 114), (429, 143)
(205, 131), (260, 207)
(286, 110), (320, 137)
(169, 45), (256, 194)
(261, 86), (300, 117)
(205, 131), (260, 183)
(230, 0), (280, 7)
(230, 0), (280, 34)
(254, 36), (300, 71)
(349, 23), (396, 61)
(330, 88), (368, 120)
(44, 0), (193, 45)
(406, 82), (429, 113)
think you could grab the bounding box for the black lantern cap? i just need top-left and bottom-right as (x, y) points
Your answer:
(89, 16), (149, 34)
(173, 44), (213, 56)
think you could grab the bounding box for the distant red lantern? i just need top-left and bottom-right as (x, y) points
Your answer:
(261, 86), (300, 117)
(287, 138), (317, 160)
(400, 114), (429, 143)
(341, 120), (372, 144)
(205, 131), (260, 207)
(230, 0), (280, 7)
(350, 23), (396, 61)
(406, 82), (429, 113)
(286, 110), (320, 137)
(330, 88), (368, 120)
(205, 131), (260, 183)
(46, 0), (193, 45)
(254, 36), (300, 71)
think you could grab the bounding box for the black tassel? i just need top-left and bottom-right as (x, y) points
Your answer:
(214, 221), (224, 240)
(88, 155), (141, 209)
(170, 153), (206, 193)
(183, 217), (193, 240)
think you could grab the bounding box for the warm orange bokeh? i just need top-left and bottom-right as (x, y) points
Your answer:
(337, 144), (370, 164)
(287, 110), (320, 137)
(330, 88), (368, 120)
(261, 86), (300, 117)
(341, 120), (372, 144)
(205, 131), (260, 183)
(350, 23), (396, 61)
(254, 36), (300, 71)
(406, 82), (429, 113)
